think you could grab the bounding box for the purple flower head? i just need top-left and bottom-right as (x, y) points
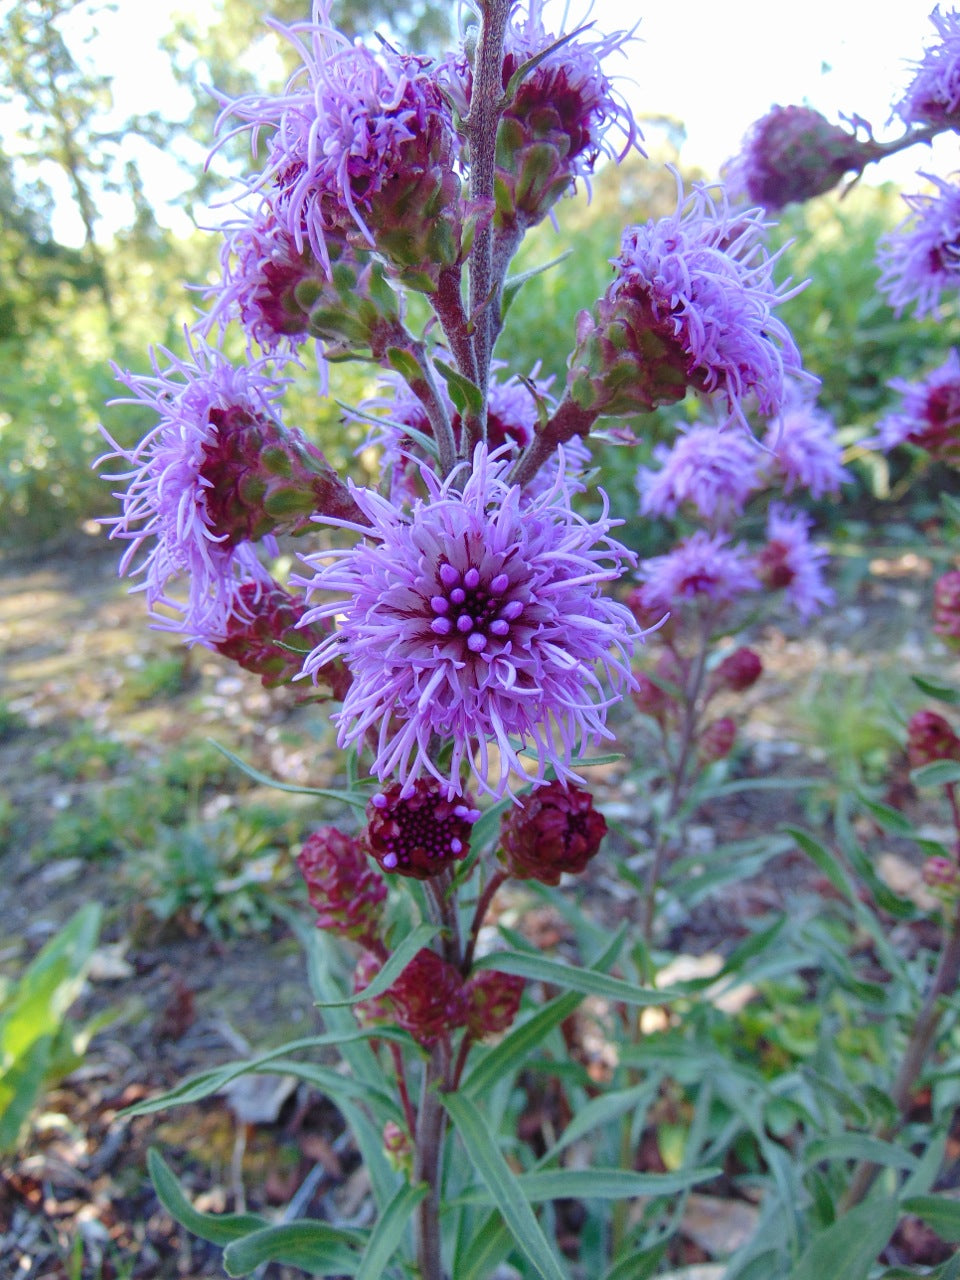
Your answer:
(761, 386), (850, 497)
(757, 504), (834, 619)
(636, 531), (760, 615)
(637, 422), (762, 522)
(216, 4), (463, 285)
(878, 174), (960, 317)
(99, 337), (284, 638)
(724, 105), (871, 211)
(868, 348), (960, 460)
(895, 7), (960, 129)
(573, 174), (806, 423)
(296, 444), (641, 800)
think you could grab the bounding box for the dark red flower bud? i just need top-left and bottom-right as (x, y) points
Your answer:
(214, 580), (350, 693)
(923, 855), (960, 891)
(908, 710), (960, 769)
(699, 716), (737, 762)
(934, 571), (960, 646)
(354, 948), (469, 1048)
(297, 827), (386, 945)
(756, 539), (796, 591)
(715, 647), (763, 693)
(363, 780), (479, 880)
(725, 106), (874, 211)
(382, 1121), (413, 1172)
(500, 781), (607, 886)
(465, 969), (525, 1040)
(632, 671), (670, 720)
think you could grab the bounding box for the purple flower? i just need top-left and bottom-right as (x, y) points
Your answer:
(895, 6), (960, 129)
(757, 504), (834, 619)
(99, 338), (282, 637)
(761, 388), (850, 497)
(868, 348), (960, 459)
(215, 6), (463, 284)
(877, 174), (960, 317)
(636, 531), (760, 614)
(574, 174), (806, 422)
(724, 105), (871, 210)
(296, 445), (641, 800)
(637, 423), (762, 521)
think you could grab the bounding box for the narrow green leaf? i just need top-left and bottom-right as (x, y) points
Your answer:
(454, 1166), (723, 1205)
(856, 793), (915, 835)
(912, 761), (960, 788)
(355, 1182), (426, 1280)
(911, 675), (960, 705)
(209, 740), (370, 808)
(785, 826), (855, 901)
(805, 1135), (919, 1171)
(317, 922), (438, 1007)
(542, 1079), (660, 1159)
(901, 1134), (947, 1198)
(148, 1149), (269, 1246)
(471, 950), (681, 1007)
(901, 1194), (960, 1242)
(434, 359), (484, 417)
(122, 1031), (405, 1118)
(501, 251), (572, 319)
(787, 1197), (898, 1280)
(463, 990), (582, 1100)
(442, 1091), (568, 1280)
(223, 1222), (364, 1276)
(601, 1241), (669, 1280)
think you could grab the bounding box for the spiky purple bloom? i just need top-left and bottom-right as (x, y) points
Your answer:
(724, 105), (871, 210)
(878, 174), (960, 317)
(572, 175), (806, 424)
(637, 423), (762, 521)
(215, 5), (463, 285)
(635, 531), (760, 615)
(761, 389), (850, 497)
(895, 6), (960, 129)
(99, 339), (284, 637)
(868, 349), (960, 459)
(757, 504), (833, 619)
(297, 445), (641, 800)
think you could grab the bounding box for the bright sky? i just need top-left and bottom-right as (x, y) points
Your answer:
(18, 0), (960, 246)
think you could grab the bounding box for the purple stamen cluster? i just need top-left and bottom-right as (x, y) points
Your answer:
(878, 174), (960, 318)
(363, 780), (480, 879)
(869, 349), (960, 459)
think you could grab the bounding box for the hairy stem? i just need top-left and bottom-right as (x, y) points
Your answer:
(641, 615), (713, 944)
(510, 395), (599, 488)
(413, 1045), (449, 1280)
(468, 0), (511, 395)
(841, 897), (960, 1211)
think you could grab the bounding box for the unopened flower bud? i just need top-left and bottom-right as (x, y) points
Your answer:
(382, 1121), (413, 1174)
(297, 828), (386, 945)
(715, 647), (763, 693)
(215, 580), (350, 693)
(500, 781), (607, 886)
(363, 781), (480, 880)
(632, 671), (670, 721)
(756, 538), (797, 591)
(201, 404), (364, 537)
(465, 970), (525, 1040)
(923, 855), (960, 890)
(699, 716), (737, 762)
(354, 948), (469, 1048)
(725, 106), (874, 210)
(908, 710), (960, 769)
(934, 571), (960, 646)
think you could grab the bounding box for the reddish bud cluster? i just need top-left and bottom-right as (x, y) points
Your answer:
(362, 781), (480, 879)
(907, 710), (960, 769)
(715, 647), (763, 693)
(500, 781), (607, 886)
(215, 580), (350, 692)
(297, 827), (386, 946)
(354, 948), (469, 1048)
(464, 969), (526, 1040)
(699, 716), (737, 763)
(923, 855), (960, 892)
(934, 571), (960, 646)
